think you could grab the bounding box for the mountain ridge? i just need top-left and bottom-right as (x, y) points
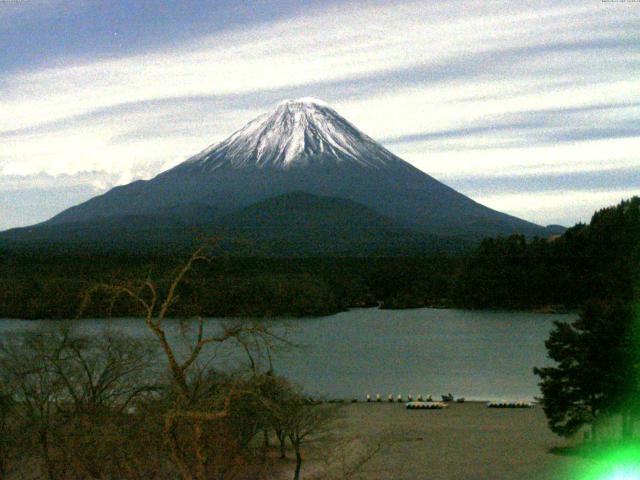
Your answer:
(19, 98), (555, 245)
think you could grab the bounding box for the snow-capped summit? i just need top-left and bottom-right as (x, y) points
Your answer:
(184, 98), (401, 171)
(41, 98), (551, 240)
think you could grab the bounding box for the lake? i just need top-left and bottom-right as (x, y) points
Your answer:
(0, 308), (574, 401)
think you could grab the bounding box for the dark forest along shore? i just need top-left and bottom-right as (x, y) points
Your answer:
(0, 308), (574, 401)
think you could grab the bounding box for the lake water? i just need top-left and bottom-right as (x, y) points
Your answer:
(0, 308), (574, 401)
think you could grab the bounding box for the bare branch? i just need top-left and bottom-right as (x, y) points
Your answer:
(78, 283), (153, 319)
(157, 247), (210, 322)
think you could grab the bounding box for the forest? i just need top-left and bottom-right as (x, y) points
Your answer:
(533, 197), (640, 444)
(0, 197), (638, 319)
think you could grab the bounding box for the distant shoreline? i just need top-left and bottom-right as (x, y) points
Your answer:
(0, 304), (578, 322)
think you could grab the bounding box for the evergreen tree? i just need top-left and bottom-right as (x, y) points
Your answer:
(534, 300), (638, 439)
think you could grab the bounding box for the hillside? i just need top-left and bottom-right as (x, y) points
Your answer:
(0, 192), (471, 256)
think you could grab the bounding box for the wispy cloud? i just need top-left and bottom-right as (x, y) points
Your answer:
(1, 0), (638, 229)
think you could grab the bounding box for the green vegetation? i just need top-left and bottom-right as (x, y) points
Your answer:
(0, 253), (459, 319)
(452, 196), (639, 309)
(0, 197), (637, 319)
(534, 300), (638, 439)
(534, 197), (640, 454)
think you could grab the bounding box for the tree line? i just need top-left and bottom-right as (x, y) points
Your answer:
(453, 196), (640, 309)
(0, 253), (457, 319)
(0, 197), (638, 319)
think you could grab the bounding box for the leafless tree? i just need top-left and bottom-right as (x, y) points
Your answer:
(44, 326), (158, 415)
(0, 331), (67, 480)
(0, 325), (163, 480)
(81, 246), (288, 480)
(285, 402), (338, 480)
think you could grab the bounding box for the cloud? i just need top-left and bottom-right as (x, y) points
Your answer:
(447, 167), (640, 195)
(476, 189), (640, 227)
(4, 1), (627, 131)
(0, 0), (639, 229)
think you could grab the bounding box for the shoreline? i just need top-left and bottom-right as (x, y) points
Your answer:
(0, 304), (578, 322)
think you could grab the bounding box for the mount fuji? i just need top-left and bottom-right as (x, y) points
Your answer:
(2, 98), (556, 253)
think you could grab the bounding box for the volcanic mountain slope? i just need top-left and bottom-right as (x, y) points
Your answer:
(15, 98), (551, 244)
(0, 192), (471, 256)
(215, 191), (472, 255)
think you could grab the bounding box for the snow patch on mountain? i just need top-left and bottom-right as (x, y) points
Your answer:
(183, 98), (403, 171)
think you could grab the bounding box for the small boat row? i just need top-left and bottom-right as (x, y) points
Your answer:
(486, 401), (533, 408)
(366, 394), (434, 402)
(405, 401), (448, 410)
(365, 394), (464, 403)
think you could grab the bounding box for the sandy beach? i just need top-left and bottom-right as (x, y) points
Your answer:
(287, 402), (589, 480)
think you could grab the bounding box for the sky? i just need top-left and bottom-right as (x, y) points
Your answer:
(1, 0), (639, 231)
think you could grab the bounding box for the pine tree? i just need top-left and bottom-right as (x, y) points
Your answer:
(534, 300), (637, 439)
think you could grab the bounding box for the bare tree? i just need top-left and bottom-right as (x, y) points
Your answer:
(285, 402), (337, 480)
(81, 246), (286, 480)
(44, 326), (158, 415)
(0, 331), (67, 480)
(0, 245), (346, 480)
(245, 373), (294, 459)
(0, 326), (163, 480)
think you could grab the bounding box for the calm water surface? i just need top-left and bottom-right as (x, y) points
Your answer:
(0, 308), (575, 401)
